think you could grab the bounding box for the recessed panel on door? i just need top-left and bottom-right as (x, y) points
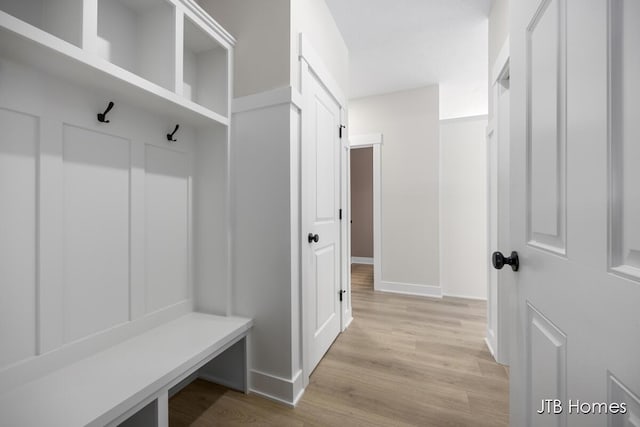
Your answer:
(314, 244), (337, 335)
(314, 97), (336, 221)
(610, 0), (640, 280)
(0, 108), (37, 369)
(63, 125), (130, 343)
(145, 145), (189, 313)
(527, 303), (567, 427)
(527, 0), (566, 254)
(608, 373), (640, 427)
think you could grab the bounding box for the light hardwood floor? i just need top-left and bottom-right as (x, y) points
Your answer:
(169, 264), (509, 426)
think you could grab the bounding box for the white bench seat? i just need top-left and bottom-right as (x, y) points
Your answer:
(0, 313), (252, 427)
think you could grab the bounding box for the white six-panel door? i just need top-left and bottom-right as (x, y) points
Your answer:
(302, 66), (343, 375)
(509, 0), (640, 425)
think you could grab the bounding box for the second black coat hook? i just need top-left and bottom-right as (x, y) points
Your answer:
(167, 124), (180, 142)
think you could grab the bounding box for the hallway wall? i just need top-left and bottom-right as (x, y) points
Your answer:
(440, 116), (488, 299)
(349, 85), (441, 297)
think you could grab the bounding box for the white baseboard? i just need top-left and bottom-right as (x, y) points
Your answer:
(378, 281), (442, 298)
(351, 256), (374, 265)
(343, 315), (354, 330)
(484, 337), (496, 359)
(249, 369), (305, 407)
(442, 292), (487, 301)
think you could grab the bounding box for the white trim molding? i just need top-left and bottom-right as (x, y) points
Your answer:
(232, 86), (302, 114)
(350, 133), (383, 147)
(378, 281), (443, 298)
(442, 292), (488, 301)
(492, 36), (510, 85)
(439, 114), (489, 125)
(299, 33), (347, 108)
(249, 369), (305, 408)
(351, 257), (373, 265)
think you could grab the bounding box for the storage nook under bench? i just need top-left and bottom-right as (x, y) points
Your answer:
(0, 1), (249, 425)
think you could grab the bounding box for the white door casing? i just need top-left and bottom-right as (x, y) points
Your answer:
(301, 62), (343, 378)
(487, 49), (512, 366)
(509, 1), (640, 426)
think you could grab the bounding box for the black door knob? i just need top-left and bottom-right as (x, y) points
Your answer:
(492, 251), (519, 271)
(308, 233), (319, 243)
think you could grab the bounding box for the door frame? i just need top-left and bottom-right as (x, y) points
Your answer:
(349, 133), (383, 292)
(299, 34), (350, 388)
(486, 37), (511, 365)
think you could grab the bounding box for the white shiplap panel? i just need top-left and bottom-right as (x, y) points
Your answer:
(0, 108), (38, 369)
(62, 125), (130, 343)
(145, 145), (189, 313)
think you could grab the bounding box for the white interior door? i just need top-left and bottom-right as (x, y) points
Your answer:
(508, 0), (640, 426)
(302, 67), (342, 374)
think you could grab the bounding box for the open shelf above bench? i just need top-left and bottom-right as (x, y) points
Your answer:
(0, 0), (234, 129)
(0, 0), (84, 47)
(96, 0), (176, 91)
(183, 15), (229, 116)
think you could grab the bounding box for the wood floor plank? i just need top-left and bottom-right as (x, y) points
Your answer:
(169, 264), (509, 426)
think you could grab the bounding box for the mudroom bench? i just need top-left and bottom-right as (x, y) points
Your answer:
(0, 314), (252, 427)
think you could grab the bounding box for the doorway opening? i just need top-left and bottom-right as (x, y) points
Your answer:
(349, 134), (382, 291)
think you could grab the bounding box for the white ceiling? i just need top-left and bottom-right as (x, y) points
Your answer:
(325, 0), (491, 119)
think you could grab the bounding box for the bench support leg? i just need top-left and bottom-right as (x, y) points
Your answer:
(198, 337), (248, 393)
(157, 391), (168, 427)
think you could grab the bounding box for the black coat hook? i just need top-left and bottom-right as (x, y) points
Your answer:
(97, 101), (114, 123)
(167, 124), (180, 142)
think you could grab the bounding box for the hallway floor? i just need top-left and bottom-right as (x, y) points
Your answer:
(169, 264), (509, 426)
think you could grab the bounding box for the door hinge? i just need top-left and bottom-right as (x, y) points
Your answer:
(339, 208), (342, 220)
(339, 124), (346, 139)
(339, 289), (346, 302)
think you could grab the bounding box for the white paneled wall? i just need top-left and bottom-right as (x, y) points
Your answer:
(0, 56), (227, 381)
(0, 108), (37, 368)
(145, 145), (191, 313)
(62, 126), (131, 342)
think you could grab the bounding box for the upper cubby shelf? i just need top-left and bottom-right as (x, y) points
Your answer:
(183, 15), (229, 117)
(95, 0), (176, 91)
(0, 0), (234, 129)
(0, 0), (84, 47)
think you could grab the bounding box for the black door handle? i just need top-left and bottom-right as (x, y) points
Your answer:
(308, 233), (319, 243)
(492, 251), (519, 272)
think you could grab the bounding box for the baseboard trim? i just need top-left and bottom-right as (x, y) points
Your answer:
(249, 369), (304, 407)
(484, 337), (496, 359)
(442, 292), (487, 301)
(351, 256), (373, 265)
(343, 315), (354, 330)
(378, 281), (443, 298)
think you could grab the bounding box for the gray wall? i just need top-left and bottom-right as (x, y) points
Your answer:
(349, 86), (440, 290)
(350, 147), (373, 258)
(440, 116), (488, 299)
(198, 0), (291, 98)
